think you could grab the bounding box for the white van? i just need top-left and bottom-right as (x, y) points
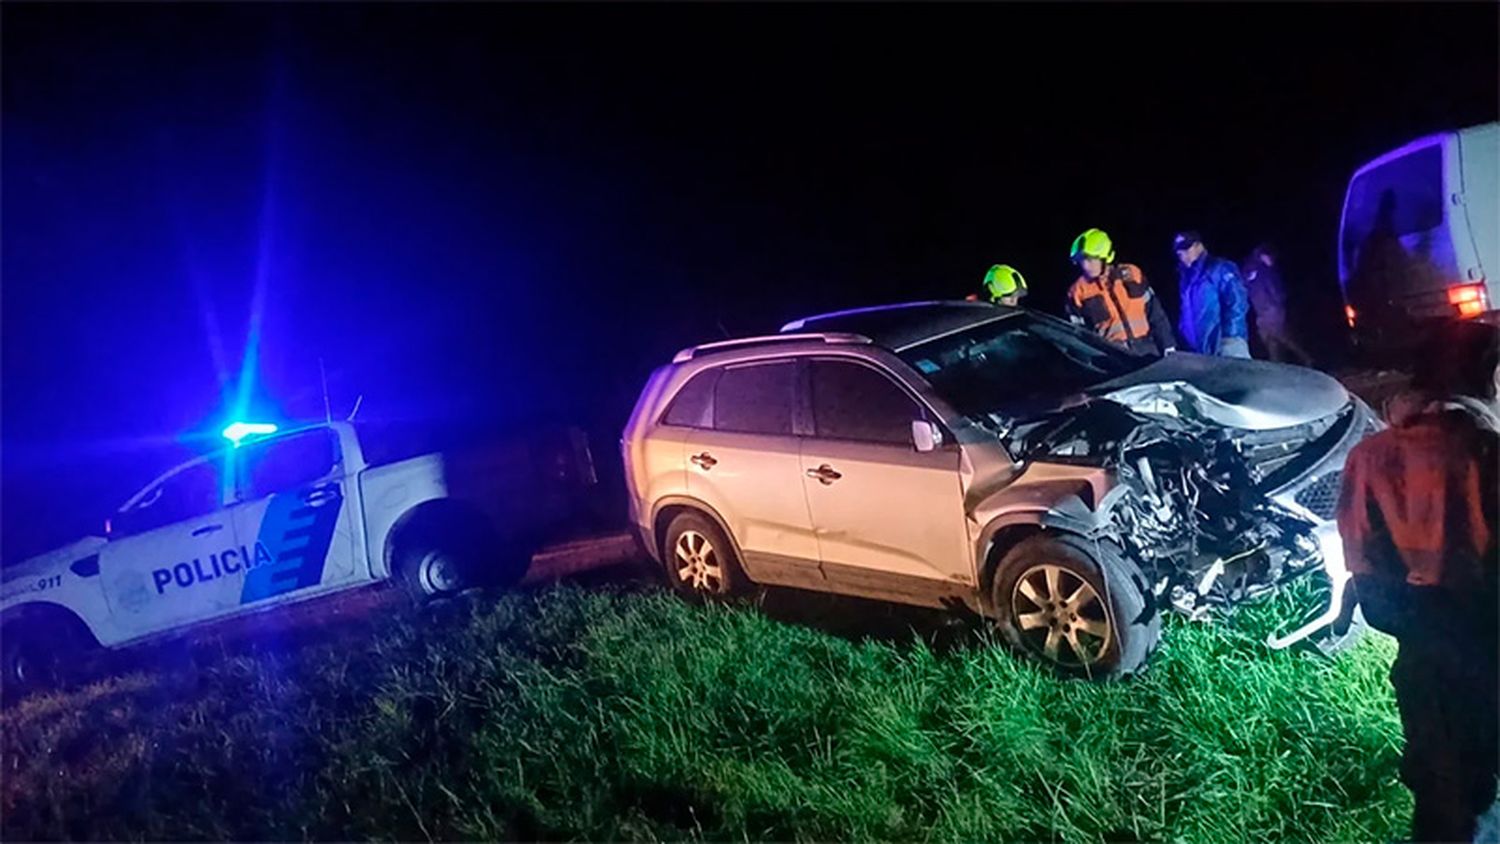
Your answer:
(1338, 121), (1498, 343)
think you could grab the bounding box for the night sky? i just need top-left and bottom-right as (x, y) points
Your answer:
(3, 3), (1496, 563)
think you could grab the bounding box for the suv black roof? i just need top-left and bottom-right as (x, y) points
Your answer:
(781, 301), (1018, 351)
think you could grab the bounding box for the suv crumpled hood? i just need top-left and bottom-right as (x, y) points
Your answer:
(1089, 353), (1350, 431)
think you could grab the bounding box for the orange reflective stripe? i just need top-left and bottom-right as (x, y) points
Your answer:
(1073, 270), (1154, 346)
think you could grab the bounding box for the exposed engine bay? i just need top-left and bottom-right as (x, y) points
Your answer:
(1001, 398), (1357, 625)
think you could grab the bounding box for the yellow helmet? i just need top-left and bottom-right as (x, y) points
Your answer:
(981, 264), (1028, 302)
(1069, 228), (1116, 264)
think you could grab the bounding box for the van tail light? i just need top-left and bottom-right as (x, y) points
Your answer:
(1448, 283), (1489, 319)
(1344, 304), (1357, 328)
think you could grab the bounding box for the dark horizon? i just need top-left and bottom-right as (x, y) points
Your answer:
(4, 3), (1497, 563)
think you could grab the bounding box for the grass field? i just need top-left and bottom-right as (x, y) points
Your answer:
(1, 571), (1408, 842)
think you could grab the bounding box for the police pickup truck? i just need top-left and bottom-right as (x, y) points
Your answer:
(0, 420), (598, 700)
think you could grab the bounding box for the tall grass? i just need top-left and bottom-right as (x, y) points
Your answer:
(1, 578), (1405, 842)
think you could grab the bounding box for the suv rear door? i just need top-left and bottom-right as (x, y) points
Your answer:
(682, 359), (822, 587)
(798, 358), (970, 605)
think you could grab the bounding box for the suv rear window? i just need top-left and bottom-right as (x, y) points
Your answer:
(714, 362), (795, 436)
(662, 369), (720, 428)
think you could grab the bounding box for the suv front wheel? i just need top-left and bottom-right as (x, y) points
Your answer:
(662, 511), (750, 601)
(992, 534), (1159, 679)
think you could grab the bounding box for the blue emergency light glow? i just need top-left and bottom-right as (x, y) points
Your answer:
(222, 421), (278, 445)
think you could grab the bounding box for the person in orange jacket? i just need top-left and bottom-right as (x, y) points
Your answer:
(1337, 319), (1500, 843)
(1064, 228), (1176, 355)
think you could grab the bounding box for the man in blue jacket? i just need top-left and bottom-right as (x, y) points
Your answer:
(1173, 231), (1251, 358)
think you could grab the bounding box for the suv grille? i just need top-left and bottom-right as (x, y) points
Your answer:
(1294, 471), (1342, 520)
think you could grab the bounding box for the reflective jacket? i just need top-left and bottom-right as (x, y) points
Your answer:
(1064, 263), (1176, 355)
(1177, 254), (1249, 355)
(1337, 403), (1499, 641)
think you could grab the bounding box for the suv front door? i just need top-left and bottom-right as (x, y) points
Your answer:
(683, 359), (822, 587)
(799, 358), (970, 604)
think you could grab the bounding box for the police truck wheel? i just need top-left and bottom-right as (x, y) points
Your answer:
(408, 547), (468, 597)
(662, 512), (750, 601)
(394, 509), (528, 604)
(397, 530), (480, 603)
(1, 625), (59, 705)
(991, 534), (1159, 680)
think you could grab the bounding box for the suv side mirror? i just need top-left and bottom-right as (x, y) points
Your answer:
(911, 420), (942, 453)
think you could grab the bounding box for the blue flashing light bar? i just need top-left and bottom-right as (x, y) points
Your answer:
(221, 421), (278, 446)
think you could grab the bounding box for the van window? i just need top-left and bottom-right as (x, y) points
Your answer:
(1342, 144), (1445, 274)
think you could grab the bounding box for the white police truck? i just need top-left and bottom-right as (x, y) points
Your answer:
(0, 420), (598, 701)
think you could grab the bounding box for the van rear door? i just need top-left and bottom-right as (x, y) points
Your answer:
(1457, 123), (1499, 292)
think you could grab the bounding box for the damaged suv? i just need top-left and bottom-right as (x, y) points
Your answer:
(622, 302), (1378, 677)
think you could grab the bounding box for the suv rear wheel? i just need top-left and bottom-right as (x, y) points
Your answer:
(662, 511), (749, 601)
(992, 533), (1159, 679)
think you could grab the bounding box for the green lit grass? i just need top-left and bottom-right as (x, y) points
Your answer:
(1, 577), (1405, 842)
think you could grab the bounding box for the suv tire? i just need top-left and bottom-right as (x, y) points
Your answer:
(662, 511), (751, 601)
(992, 533), (1159, 679)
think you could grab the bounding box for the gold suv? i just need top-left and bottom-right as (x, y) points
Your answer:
(622, 302), (1375, 678)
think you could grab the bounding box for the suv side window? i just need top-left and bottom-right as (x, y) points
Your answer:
(810, 360), (924, 445)
(714, 361), (796, 436)
(662, 368), (720, 428)
(113, 460), (224, 537)
(235, 429), (341, 501)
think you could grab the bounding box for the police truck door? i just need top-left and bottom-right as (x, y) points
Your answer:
(98, 456), (243, 639)
(227, 428), (368, 607)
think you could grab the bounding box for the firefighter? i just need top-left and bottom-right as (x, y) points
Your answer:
(975, 263), (1029, 306)
(1173, 230), (1251, 358)
(1064, 228), (1176, 355)
(1337, 319), (1500, 843)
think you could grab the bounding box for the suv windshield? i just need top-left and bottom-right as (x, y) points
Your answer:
(897, 313), (1150, 422)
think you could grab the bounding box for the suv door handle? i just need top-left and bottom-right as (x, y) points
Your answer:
(805, 464), (842, 485)
(191, 524), (224, 537)
(690, 452), (718, 470)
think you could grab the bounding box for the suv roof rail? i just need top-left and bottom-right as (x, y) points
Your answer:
(781, 300), (993, 332)
(672, 332), (872, 363)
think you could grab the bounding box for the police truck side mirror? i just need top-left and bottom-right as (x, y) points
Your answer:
(911, 420), (942, 453)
